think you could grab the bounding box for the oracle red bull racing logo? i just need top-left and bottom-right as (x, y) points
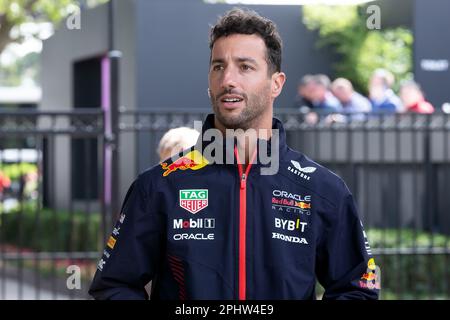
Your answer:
(271, 190), (312, 215)
(161, 150), (209, 177)
(179, 189), (208, 214)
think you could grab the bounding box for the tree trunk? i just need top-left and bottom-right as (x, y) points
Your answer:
(0, 15), (14, 56)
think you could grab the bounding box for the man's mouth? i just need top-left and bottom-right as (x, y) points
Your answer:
(223, 98), (242, 102)
(220, 95), (244, 108)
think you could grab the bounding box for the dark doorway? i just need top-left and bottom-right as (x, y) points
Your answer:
(71, 57), (101, 200)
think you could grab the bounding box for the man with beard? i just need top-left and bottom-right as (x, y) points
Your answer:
(89, 8), (379, 300)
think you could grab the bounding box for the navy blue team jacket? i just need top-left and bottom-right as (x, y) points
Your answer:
(89, 114), (380, 300)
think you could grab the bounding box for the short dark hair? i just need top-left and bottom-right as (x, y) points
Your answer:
(209, 8), (283, 75)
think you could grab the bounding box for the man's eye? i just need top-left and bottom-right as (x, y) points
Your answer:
(241, 64), (252, 71)
(212, 65), (223, 71)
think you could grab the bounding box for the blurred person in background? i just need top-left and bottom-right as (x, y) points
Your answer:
(399, 80), (434, 114)
(331, 77), (371, 122)
(368, 69), (403, 113)
(0, 170), (11, 201)
(331, 78), (371, 114)
(294, 74), (315, 110)
(296, 74), (342, 112)
(157, 127), (200, 161)
(296, 74), (342, 124)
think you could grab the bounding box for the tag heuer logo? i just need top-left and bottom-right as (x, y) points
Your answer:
(179, 189), (208, 214)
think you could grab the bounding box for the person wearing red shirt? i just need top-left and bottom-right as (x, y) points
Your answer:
(399, 80), (434, 114)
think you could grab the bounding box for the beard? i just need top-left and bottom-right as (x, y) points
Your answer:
(210, 84), (272, 130)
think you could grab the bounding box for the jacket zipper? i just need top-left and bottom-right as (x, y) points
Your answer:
(234, 145), (257, 300)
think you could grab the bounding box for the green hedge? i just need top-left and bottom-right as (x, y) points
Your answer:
(1, 203), (102, 252)
(367, 229), (450, 299)
(367, 229), (450, 248)
(375, 254), (449, 299)
(315, 229), (450, 299)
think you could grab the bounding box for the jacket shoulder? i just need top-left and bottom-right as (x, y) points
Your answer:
(281, 148), (351, 206)
(136, 147), (209, 185)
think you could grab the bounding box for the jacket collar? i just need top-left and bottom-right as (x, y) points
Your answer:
(194, 113), (288, 166)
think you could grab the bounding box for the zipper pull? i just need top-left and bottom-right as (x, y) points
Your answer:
(240, 173), (246, 189)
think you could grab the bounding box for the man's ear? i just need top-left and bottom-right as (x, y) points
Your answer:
(271, 72), (286, 99)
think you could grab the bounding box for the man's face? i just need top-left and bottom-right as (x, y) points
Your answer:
(310, 84), (326, 103)
(300, 83), (325, 103)
(400, 86), (422, 107)
(332, 86), (352, 104)
(208, 34), (276, 130)
(369, 76), (386, 100)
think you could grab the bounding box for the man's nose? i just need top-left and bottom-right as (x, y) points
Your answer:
(221, 67), (238, 89)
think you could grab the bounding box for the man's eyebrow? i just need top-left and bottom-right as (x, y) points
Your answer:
(210, 57), (259, 65)
(236, 57), (258, 65)
(211, 58), (224, 65)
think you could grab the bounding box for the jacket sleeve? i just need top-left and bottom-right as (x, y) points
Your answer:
(89, 176), (165, 300)
(315, 187), (380, 300)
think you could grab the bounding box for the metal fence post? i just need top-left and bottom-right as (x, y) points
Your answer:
(100, 0), (122, 243)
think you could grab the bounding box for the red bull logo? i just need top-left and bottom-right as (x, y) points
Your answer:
(161, 158), (197, 176)
(359, 259), (381, 290)
(161, 150), (208, 177)
(361, 272), (377, 281)
(295, 201), (311, 209)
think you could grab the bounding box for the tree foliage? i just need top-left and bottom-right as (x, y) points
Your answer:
(0, 0), (108, 87)
(0, 51), (38, 85)
(0, 0), (109, 55)
(302, 5), (413, 94)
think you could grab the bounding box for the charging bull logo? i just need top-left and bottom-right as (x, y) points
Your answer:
(161, 150), (209, 177)
(295, 201), (311, 209)
(361, 272), (377, 281)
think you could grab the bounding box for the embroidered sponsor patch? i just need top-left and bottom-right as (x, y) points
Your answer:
(161, 150), (208, 176)
(179, 189), (208, 214)
(287, 160), (316, 181)
(106, 236), (117, 249)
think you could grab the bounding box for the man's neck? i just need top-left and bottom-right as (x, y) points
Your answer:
(214, 111), (273, 165)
